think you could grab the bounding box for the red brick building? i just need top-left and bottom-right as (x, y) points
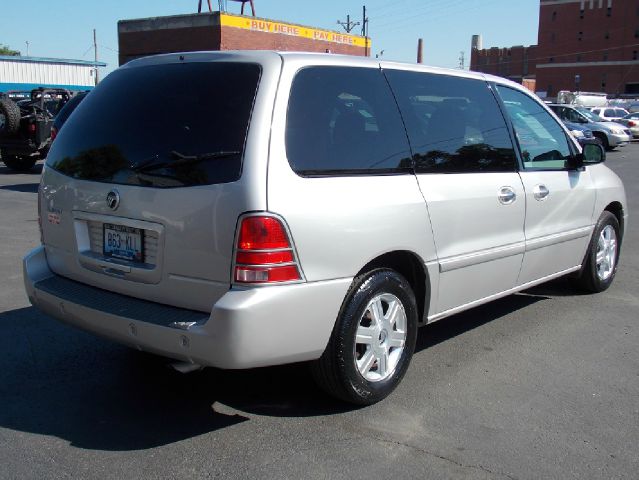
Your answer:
(471, 0), (639, 97)
(536, 0), (639, 96)
(470, 44), (538, 85)
(118, 12), (371, 66)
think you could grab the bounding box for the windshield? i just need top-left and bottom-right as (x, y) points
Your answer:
(576, 107), (603, 122)
(47, 62), (261, 188)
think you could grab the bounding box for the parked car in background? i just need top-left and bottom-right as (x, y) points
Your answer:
(549, 103), (631, 150)
(625, 102), (639, 113)
(0, 88), (73, 172)
(24, 52), (627, 405)
(563, 120), (597, 146)
(590, 107), (630, 122)
(614, 112), (639, 138)
(50, 91), (89, 143)
(556, 90), (608, 108)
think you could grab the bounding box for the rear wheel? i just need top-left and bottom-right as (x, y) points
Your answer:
(311, 269), (418, 405)
(572, 211), (620, 293)
(2, 155), (37, 173)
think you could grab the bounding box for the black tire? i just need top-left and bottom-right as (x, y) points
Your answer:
(572, 211), (621, 293)
(2, 155), (37, 173)
(311, 269), (418, 405)
(593, 132), (610, 150)
(0, 98), (21, 135)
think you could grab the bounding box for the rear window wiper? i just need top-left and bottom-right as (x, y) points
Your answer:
(131, 150), (240, 172)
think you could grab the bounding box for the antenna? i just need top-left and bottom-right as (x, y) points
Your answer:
(459, 51), (465, 70)
(337, 14), (360, 33)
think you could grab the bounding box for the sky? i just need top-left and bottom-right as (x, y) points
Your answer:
(1, 0), (540, 77)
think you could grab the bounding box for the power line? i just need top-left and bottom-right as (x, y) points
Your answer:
(373, 0), (502, 33)
(337, 14), (360, 33)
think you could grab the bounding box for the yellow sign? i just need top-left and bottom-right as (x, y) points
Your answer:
(220, 14), (371, 48)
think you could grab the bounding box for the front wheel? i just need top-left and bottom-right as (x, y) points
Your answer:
(572, 211), (621, 293)
(311, 269), (418, 405)
(593, 132), (611, 151)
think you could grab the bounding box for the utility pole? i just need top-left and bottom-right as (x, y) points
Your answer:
(25, 41), (29, 56)
(93, 29), (99, 85)
(337, 14), (360, 33)
(417, 38), (423, 64)
(362, 5), (369, 57)
(458, 51), (465, 70)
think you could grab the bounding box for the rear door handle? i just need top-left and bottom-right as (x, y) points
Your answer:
(533, 184), (550, 201)
(498, 186), (517, 205)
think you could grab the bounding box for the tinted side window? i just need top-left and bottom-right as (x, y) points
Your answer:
(385, 70), (516, 173)
(286, 67), (411, 175)
(497, 86), (572, 170)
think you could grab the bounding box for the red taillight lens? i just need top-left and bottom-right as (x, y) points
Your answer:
(236, 250), (294, 265)
(29, 123), (36, 133)
(50, 126), (58, 141)
(628, 121), (636, 127)
(234, 215), (302, 284)
(238, 216), (290, 250)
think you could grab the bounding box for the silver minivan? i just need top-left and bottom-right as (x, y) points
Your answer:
(24, 51), (627, 405)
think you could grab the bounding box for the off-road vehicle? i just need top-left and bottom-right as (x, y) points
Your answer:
(0, 87), (72, 172)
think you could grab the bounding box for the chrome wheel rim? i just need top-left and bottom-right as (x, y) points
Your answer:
(596, 225), (617, 281)
(354, 293), (407, 382)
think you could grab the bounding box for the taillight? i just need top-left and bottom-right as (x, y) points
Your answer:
(50, 126), (58, 142)
(233, 215), (303, 284)
(29, 123), (36, 133)
(628, 121), (636, 127)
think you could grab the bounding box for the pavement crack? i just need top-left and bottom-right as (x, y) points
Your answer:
(361, 434), (517, 480)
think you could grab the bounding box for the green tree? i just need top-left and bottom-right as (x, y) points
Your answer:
(0, 44), (20, 56)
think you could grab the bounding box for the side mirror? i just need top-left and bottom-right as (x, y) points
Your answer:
(582, 142), (605, 163)
(572, 142), (605, 168)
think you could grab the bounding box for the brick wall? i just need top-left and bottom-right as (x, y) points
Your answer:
(118, 12), (368, 66)
(470, 45), (538, 83)
(220, 26), (365, 55)
(537, 0), (639, 95)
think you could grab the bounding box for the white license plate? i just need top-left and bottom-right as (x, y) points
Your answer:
(103, 223), (143, 262)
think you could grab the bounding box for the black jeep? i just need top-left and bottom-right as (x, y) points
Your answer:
(0, 88), (72, 172)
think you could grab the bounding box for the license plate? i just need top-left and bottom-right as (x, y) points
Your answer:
(103, 223), (144, 262)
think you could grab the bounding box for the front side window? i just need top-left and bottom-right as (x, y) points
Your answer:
(285, 67), (411, 175)
(497, 86), (572, 170)
(385, 70), (516, 173)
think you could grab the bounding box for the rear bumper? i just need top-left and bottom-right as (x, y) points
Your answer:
(24, 246), (351, 369)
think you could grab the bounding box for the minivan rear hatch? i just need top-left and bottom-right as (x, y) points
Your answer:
(41, 58), (264, 312)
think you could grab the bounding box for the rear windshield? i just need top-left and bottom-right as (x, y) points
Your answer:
(47, 62), (261, 188)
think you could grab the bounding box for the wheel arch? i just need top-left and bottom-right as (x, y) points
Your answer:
(604, 201), (625, 244)
(356, 250), (430, 325)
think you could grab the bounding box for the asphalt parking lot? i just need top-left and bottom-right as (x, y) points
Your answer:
(1, 147), (638, 480)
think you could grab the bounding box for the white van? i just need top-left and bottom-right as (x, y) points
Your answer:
(24, 52), (627, 405)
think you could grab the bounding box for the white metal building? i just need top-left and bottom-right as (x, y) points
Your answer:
(0, 55), (106, 92)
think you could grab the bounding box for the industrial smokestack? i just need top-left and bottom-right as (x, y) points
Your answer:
(417, 38), (423, 64)
(471, 34), (483, 50)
